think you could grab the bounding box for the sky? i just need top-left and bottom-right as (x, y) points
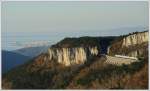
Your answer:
(1, 1), (149, 50)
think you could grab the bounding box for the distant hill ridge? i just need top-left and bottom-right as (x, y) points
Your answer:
(2, 50), (30, 73)
(13, 46), (49, 58)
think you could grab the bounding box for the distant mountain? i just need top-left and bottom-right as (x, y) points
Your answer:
(2, 46), (49, 73)
(2, 50), (30, 73)
(13, 46), (49, 58)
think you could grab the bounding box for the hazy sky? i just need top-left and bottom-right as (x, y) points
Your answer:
(2, 1), (149, 50)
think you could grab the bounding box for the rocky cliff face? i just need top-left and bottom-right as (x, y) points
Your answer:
(46, 31), (148, 66)
(108, 31), (148, 57)
(45, 36), (116, 66)
(122, 31), (148, 47)
(47, 47), (99, 66)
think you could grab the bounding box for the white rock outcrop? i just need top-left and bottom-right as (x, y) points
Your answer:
(122, 31), (148, 47)
(48, 46), (99, 66)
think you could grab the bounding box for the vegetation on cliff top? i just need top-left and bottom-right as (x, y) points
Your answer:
(51, 36), (117, 48)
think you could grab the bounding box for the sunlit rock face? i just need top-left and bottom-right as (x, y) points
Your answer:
(122, 31), (148, 47)
(108, 31), (148, 57)
(48, 46), (99, 66)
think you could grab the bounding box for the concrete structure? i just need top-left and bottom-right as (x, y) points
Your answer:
(115, 55), (138, 60)
(105, 55), (138, 66)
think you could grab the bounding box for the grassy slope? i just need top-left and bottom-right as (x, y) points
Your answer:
(2, 53), (148, 89)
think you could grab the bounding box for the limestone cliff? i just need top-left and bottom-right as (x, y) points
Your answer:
(25, 31), (148, 67)
(47, 47), (99, 66)
(46, 31), (148, 66)
(122, 31), (148, 47)
(45, 36), (116, 66)
(108, 31), (148, 57)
